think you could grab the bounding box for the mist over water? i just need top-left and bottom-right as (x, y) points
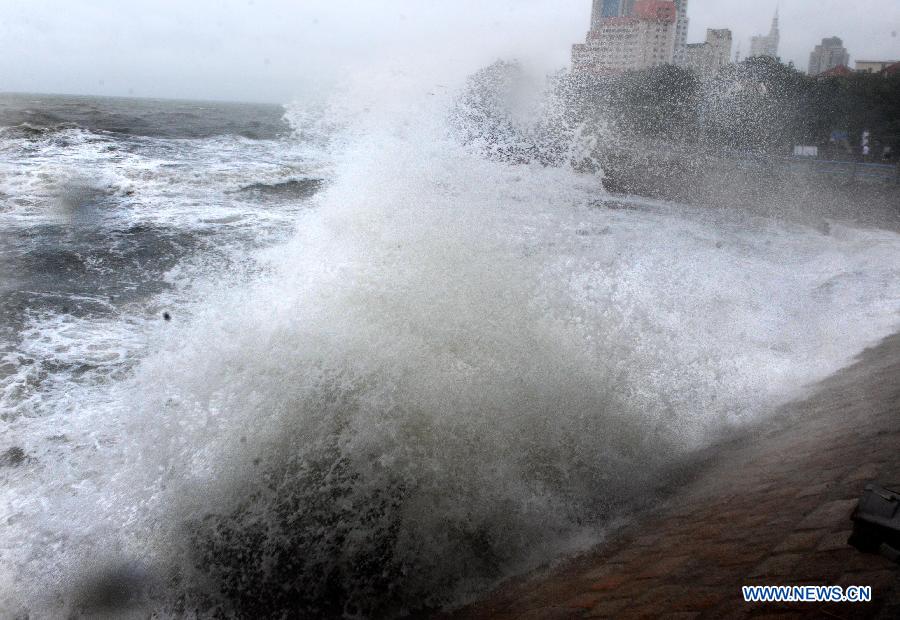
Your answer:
(2, 32), (900, 620)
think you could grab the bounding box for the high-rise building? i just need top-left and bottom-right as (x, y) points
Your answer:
(679, 29), (733, 75)
(574, 1), (678, 74)
(591, 0), (637, 26)
(808, 37), (850, 75)
(592, 0), (615, 26)
(672, 0), (690, 64)
(749, 8), (780, 59)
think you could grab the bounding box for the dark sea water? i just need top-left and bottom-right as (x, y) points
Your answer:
(0, 93), (322, 418)
(1, 90), (899, 618)
(0, 93), (291, 139)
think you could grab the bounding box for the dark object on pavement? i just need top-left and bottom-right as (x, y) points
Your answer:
(72, 562), (150, 614)
(0, 447), (26, 467)
(849, 484), (900, 561)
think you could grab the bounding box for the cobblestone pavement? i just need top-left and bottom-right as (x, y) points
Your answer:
(449, 334), (900, 619)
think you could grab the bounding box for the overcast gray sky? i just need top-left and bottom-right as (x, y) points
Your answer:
(1, 1), (898, 102)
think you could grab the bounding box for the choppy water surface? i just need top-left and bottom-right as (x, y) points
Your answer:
(1, 88), (899, 618)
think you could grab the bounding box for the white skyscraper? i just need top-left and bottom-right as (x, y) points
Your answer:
(749, 8), (780, 59)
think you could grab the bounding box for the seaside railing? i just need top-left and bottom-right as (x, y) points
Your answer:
(610, 140), (900, 187)
(783, 157), (900, 185)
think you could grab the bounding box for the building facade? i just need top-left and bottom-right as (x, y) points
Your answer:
(808, 37), (850, 76)
(574, 0), (678, 74)
(856, 60), (899, 73)
(679, 29), (733, 75)
(672, 0), (690, 64)
(749, 9), (780, 59)
(591, 0), (637, 26)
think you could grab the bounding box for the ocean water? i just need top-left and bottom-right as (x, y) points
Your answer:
(1, 83), (899, 618)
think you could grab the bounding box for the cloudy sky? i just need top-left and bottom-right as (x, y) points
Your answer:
(0, 0), (897, 102)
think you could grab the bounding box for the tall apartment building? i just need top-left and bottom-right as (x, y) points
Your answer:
(591, 0), (637, 26)
(574, 0), (678, 74)
(749, 8), (780, 59)
(595, 0), (685, 51)
(672, 0), (690, 64)
(679, 29), (733, 75)
(808, 37), (850, 75)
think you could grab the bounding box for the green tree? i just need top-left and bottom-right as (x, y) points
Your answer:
(607, 64), (701, 141)
(701, 56), (813, 153)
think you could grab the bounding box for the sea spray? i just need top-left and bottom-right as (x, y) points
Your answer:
(3, 69), (900, 618)
(113, 81), (668, 616)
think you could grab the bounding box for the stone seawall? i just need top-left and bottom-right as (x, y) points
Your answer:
(597, 148), (900, 232)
